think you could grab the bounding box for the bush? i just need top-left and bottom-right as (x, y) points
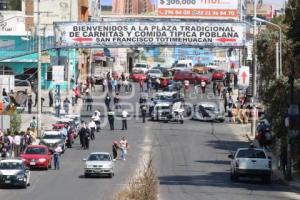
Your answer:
(114, 158), (158, 200)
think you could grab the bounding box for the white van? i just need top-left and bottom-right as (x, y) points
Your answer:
(171, 60), (193, 72)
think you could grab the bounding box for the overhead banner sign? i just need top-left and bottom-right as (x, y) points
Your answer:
(157, 0), (239, 19)
(54, 21), (246, 48)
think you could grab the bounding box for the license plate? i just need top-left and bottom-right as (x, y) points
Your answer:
(30, 161), (36, 165)
(5, 180), (11, 183)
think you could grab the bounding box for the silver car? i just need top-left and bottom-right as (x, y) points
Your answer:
(83, 152), (114, 178)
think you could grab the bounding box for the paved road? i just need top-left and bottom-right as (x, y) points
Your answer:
(151, 96), (300, 199)
(0, 85), (151, 200)
(1, 83), (300, 200)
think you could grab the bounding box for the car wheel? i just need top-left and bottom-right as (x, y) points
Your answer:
(230, 172), (238, 182)
(84, 173), (90, 178)
(262, 175), (271, 184)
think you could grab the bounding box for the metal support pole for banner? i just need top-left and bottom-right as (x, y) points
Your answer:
(251, 0), (257, 138)
(37, 0), (42, 138)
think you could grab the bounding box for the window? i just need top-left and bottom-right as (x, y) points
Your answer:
(25, 147), (46, 155)
(236, 149), (266, 159)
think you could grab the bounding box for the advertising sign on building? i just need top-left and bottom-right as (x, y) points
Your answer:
(238, 66), (250, 89)
(157, 0), (238, 19)
(52, 65), (65, 83)
(54, 21), (246, 48)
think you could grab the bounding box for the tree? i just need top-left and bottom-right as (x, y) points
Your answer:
(10, 111), (22, 135)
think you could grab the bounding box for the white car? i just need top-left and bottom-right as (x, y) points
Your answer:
(0, 159), (30, 188)
(147, 69), (163, 79)
(228, 147), (272, 183)
(39, 131), (66, 151)
(132, 63), (151, 74)
(83, 152), (114, 178)
(151, 102), (172, 121)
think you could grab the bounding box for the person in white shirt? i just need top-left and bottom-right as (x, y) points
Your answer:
(121, 109), (129, 130)
(53, 144), (63, 170)
(13, 133), (22, 158)
(92, 109), (101, 132)
(119, 136), (128, 160)
(88, 119), (96, 140)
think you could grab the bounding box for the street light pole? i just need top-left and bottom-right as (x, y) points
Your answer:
(251, 0), (257, 138)
(37, 0), (42, 137)
(253, 17), (283, 77)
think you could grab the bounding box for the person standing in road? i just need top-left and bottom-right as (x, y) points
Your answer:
(63, 97), (71, 114)
(27, 95), (33, 114)
(92, 109), (101, 132)
(121, 109), (128, 130)
(217, 82), (222, 96)
(114, 93), (121, 110)
(53, 144), (62, 170)
(213, 81), (217, 96)
(112, 141), (119, 161)
(105, 94), (111, 110)
(84, 123), (90, 149)
(107, 109), (115, 130)
(13, 132), (22, 158)
(54, 96), (61, 117)
(85, 93), (93, 111)
(123, 78), (129, 93)
(139, 79), (144, 92)
(88, 119), (96, 140)
(119, 137), (129, 161)
(78, 122), (88, 149)
(200, 80), (206, 94)
(141, 105), (147, 123)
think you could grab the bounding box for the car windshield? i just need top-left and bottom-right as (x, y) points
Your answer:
(155, 95), (173, 101)
(174, 64), (186, 68)
(25, 147), (46, 155)
(0, 162), (23, 170)
(135, 64), (147, 68)
(42, 134), (63, 139)
(149, 70), (161, 74)
(88, 154), (111, 161)
(204, 106), (217, 112)
(236, 149), (266, 159)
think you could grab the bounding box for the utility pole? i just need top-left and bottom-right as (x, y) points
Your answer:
(251, 0), (257, 138)
(37, 0), (42, 137)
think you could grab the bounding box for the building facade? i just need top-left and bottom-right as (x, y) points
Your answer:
(112, 0), (152, 15)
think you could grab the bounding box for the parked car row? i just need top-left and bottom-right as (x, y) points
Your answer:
(0, 115), (80, 189)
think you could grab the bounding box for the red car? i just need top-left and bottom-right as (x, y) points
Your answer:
(173, 71), (210, 84)
(211, 70), (226, 81)
(21, 145), (52, 170)
(129, 72), (147, 82)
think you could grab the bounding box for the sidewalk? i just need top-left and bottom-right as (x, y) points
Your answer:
(246, 135), (300, 191)
(20, 90), (83, 136)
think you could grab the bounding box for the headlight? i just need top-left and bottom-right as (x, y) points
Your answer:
(21, 158), (27, 162)
(0, 171), (2, 175)
(16, 172), (24, 179)
(85, 164), (92, 168)
(38, 158), (46, 162)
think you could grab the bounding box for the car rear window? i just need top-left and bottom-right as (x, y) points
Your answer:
(135, 64), (147, 68)
(236, 149), (266, 159)
(15, 80), (30, 87)
(88, 154), (111, 161)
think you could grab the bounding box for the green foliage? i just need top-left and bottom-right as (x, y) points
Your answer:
(10, 111), (22, 135)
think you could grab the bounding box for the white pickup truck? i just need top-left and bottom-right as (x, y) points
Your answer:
(228, 147), (272, 183)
